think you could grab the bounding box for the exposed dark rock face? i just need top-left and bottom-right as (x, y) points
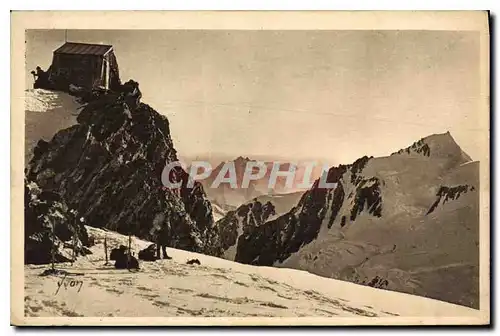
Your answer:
(327, 183), (345, 229)
(237, 200), (277, 230)
(234, 159), (386, 265)
(235, 164), (358, 265)
(427, 184), (475, 215)
(343, 269), (390, 290)
(366, 276), (390, 289)
(25, 83), (216, 254)
(25, 179), (91, 265)
(392, 138), (431, 156)
(350, 177), (382, 221)
(350, 155), (372, 184)
(213, 199), (276, 257)
(235, 214), (288, 266)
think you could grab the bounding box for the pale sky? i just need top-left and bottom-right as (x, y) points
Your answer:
(26, 30), (481, 165)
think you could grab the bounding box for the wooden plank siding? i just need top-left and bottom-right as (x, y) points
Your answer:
(48, 48), (121, 92)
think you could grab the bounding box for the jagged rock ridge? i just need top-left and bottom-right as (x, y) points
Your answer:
(26, 85), (217, 254)
(427, 184), (476, 215)
(235, 156), (384, 265)
(25, 179), (92, 264)
(210, 199), (276, 259)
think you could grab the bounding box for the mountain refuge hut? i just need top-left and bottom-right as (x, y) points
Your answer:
(43, 42), (121, 92)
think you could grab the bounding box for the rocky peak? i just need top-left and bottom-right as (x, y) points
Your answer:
(234, 156), (251, 165)
(218, 199), (276, 252)
(26, 82), (216, 254)
(391, 132), (471, 164)
(25, 178), (92, 264)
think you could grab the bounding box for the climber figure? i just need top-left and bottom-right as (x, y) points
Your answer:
(154, 219), (172, 260)
(31, 66), (49, 89)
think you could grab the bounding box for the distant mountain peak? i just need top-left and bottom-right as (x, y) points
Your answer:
(391, 131), (471, 163)
(229, 131), (479, 309)
(234, 156), (252, 163)
(422, 130), (454, 143)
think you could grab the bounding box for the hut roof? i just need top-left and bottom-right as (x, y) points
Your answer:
(54, 42), (113, 56)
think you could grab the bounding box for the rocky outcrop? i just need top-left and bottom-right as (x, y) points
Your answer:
(235, 161), (384, 265)
(25, 179), (91, 264)
(392, 138), (431, 156)
(25, 83), (216, 254)
(427, 184), (476, 215)
(349, 177), (382, 221)
(391, 131), (472, 166)
(212, 199), (276, 259)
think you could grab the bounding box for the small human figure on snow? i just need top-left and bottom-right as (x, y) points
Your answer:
(155, 221), (173, 260)
(31, 66), (49, 89)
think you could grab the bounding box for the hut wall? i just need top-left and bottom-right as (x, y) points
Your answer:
(108, 52), (121, 91)
(49, 54), (102, 90)
(46, 48), (121, 92)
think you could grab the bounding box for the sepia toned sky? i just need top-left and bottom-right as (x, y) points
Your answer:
(25, 30), (481, 165)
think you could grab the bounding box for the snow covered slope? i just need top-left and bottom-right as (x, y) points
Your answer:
(23, 226), (482, 323)
(234, 132), (480, 309)
(25, 89), (81, 164)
